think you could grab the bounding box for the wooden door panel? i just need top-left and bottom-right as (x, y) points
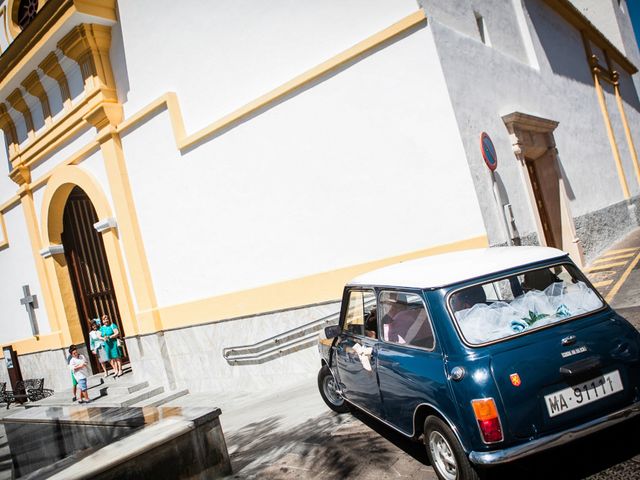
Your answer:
(526, 158), (559, 249)
(62, 187), (127, 367)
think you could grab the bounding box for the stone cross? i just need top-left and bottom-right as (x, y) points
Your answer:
(19, 285), (39, 336)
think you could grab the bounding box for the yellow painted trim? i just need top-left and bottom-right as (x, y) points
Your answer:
(605, 251), (640, 303)
(603, 247), (638, 255)
(2, 331), (65, 355)
(593, 253), (635, 262)
(591, 280), (613, 288)
(614, 84), (640, 187)
(40, 164), (137, 344)
(117, 10), (427, 151)
(593, 74), (630, 199)
(39, 52), (72, 110)
(0, 2), (74, 91)
(0, 212), (7, 250)
(588, 260), (628, 269)
(0, 6), (8, 50)
(31, 139), (100, 188)
(11, 87), (104, 169)
(22, 70), (52, 124)
(6, 0), (20, 40)
(72, 0), (117, 21)
(154, 235), (488, 333)
(0, 196), (20, 213)
(0, 0), (116, 92)
(586, 263), (627, 273)
(97, 133), (156, 335)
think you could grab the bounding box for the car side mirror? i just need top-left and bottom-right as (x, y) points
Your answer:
(323, 325), (341, 339)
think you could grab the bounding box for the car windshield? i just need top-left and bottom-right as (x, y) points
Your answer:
(449, 263), (604, 345)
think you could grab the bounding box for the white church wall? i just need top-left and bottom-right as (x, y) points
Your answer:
(114, 0), (420, 132)
(120, 24), (486, 310)
(424, 0), (640, 252)
(571, 0), (627, 57)
(419, 0), (531, 65)
(0, 205), (50, 343)
(29, 126), (96, 182)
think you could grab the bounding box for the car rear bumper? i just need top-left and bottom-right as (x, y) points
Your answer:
(469, 401), (640, 465)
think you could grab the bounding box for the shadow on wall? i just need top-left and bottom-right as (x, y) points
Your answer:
(617, 66), (640, 110)
(525, 0), (593, 86)
(492, 171), (522, 245)
(110, 2), (131, 105)
(526, 0), (640, 109)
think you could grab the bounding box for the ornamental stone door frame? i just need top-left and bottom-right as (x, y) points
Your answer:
(503, 112), (585, 267)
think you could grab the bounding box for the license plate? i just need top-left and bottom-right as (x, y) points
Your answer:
(544, 370), (623, 418)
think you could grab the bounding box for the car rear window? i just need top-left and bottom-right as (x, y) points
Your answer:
(449, 263), (604, 345)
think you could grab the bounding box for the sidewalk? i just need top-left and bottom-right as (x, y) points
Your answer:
(585, 227), (640, 330)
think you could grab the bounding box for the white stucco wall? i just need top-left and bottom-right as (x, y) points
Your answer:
(79, 149), (113, 207)
(119, 23), (486, 309)
(113, 0), (421, 131)
(422, 0), (640, 244)
(572, 0), (625, 54)
(0, 204), (50, 342)
(420, 0), (530, 65)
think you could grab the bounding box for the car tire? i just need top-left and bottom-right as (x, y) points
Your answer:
(424, 416), (480, 480)
(318, 365), (349, 413)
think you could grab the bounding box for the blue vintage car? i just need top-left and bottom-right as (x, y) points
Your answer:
(317, 247), (640, 480)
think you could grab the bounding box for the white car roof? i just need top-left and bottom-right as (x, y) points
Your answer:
(348, 246), (568, 289)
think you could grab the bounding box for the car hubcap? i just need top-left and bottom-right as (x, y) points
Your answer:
(429, 431), (457, 480)
(323, 374), (342, 406)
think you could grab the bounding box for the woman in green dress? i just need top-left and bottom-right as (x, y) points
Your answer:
(99, 315), (124, 377)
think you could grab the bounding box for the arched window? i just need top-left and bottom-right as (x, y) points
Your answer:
(17, 0), (38, 30)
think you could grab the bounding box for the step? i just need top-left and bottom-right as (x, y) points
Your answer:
(131, 389), (189, 408)
(102, 380), (149, 396)
(92, 385), (165, 408)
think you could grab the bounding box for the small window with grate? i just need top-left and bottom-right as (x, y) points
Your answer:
(17, 0), (39, 30)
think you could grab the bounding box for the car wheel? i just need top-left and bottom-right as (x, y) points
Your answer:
(317, 365), (349, 413)
(424, 416), (480, 480)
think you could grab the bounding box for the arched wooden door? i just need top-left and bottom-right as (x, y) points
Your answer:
(61, 186), (127, 372)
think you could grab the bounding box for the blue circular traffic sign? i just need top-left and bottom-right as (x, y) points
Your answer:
(480, 132), (497, 171)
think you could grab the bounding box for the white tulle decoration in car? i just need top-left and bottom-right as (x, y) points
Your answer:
(452, 271), (603, 344)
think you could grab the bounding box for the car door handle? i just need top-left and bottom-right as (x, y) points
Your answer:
(560, 356), (602, 377)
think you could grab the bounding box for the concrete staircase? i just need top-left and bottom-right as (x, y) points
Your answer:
(32, 369), (188, 408)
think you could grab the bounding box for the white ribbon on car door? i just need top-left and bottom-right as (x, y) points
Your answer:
(352, 343), (373, 372)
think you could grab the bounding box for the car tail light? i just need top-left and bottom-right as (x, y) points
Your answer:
(471, 398), (503, 443)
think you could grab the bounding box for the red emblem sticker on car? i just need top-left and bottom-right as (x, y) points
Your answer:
(510, 373), (521, 387)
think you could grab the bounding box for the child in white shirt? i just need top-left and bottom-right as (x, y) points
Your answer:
(68, 345), (90, 404)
